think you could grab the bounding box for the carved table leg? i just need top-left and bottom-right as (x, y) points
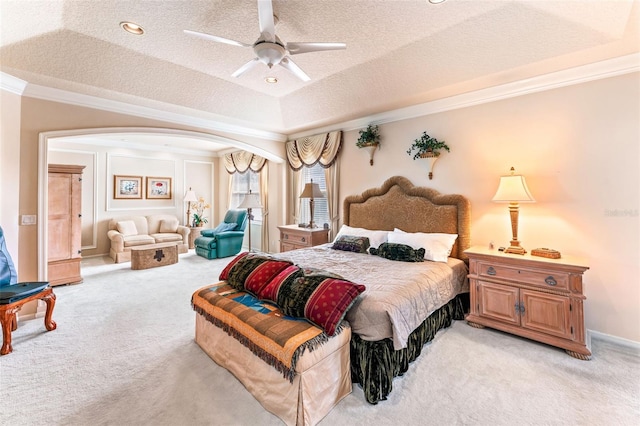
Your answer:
(566, 349), (591, 361)
(42, 291), (57, 331)
(0, 307), (18, 355)
(467, 321), (485, 329)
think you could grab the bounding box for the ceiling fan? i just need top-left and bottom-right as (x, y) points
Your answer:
(184, 0), (346, 82)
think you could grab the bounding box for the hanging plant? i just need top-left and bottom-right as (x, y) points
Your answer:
(356, 124), (381, 148)
(406, 132), (450, 160)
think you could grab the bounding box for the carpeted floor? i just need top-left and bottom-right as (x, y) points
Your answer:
(1, 251), (638, 425)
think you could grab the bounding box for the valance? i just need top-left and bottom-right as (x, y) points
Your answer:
(286, 131), (342, 171)
(224, 151), (267, 174)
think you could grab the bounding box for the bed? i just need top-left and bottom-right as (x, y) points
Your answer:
(192, 176), (471, 424)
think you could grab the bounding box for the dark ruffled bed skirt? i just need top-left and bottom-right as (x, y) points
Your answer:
(350, 293), (469, 404)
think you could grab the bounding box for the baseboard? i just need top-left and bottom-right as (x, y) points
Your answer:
(589, 329), (640, 351)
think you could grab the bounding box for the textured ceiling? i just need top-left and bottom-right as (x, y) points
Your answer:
(2, 0), (639, 143)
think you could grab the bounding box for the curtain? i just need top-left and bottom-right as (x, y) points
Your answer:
(286, 131), (342, 170)
(324, 159), (340, 240)
(259, 162), (269, 252)
(285, 131), (342, 230)
(224, 152), (267, 174)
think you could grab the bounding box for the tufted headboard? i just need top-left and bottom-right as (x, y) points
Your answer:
(343, 176), (471, 262)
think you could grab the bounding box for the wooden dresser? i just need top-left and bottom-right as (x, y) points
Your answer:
(278, 225), (329, 252)
(465, 246), (591, 360)
(48, 164), (85, 286)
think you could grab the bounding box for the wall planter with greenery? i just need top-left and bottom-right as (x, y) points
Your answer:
(356, 124), (381, 166)
(406, 132), (450, 179)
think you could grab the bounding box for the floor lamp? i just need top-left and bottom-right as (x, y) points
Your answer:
(492, 167), (535, 254)
(238, 190), (262, 252)
(183, 187), (198, 226)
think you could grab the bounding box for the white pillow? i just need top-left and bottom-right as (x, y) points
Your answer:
(159, 218), (179, 233)
(333, 224), (389, 249)
(116, 220), (138, 236)
(388, 230), (458, 262)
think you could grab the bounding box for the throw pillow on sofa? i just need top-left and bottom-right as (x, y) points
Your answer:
(159, 218), (179, 233)
(116, 220), (138, 236)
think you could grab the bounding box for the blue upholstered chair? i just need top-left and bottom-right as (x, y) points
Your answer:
(194, 209), (248, 259)
(0, 226), (57, 355)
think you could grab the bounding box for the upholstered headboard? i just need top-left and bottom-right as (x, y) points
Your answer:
(343, 176), (471, 261)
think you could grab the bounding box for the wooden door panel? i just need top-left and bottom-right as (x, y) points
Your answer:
(478, 281), (520, 325)
(521, 290), (572, 339)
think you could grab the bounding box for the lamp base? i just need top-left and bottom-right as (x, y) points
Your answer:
(504, 245), (527, 255)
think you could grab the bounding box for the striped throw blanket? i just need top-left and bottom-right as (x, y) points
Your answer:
(192, 282), (342, 381)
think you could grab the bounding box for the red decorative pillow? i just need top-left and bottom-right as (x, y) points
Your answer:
(257, 265), (302, 303)
(244, 260), (293, 295)
(219, 251), (249, 281)
(302, 277), (366, 335)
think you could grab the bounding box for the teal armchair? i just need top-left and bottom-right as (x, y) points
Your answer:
(194, 209), (248, 259)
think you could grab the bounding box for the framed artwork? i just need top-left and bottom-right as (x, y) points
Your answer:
(146, 176), (172, 199)
(114, 175), (143, 199)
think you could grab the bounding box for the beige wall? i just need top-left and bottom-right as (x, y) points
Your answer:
(0, 90), (22, 264)
(336, 72), (639, 342)
(4, 72), (638, 342)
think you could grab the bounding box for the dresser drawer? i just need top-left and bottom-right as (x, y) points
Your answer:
(477, 262), (569, 290)
(282, 231), (309, 246)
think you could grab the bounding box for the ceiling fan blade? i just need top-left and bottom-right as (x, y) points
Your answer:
(257, 0), (275, 42)
(184, 29), (251, 48)
(279, 57), (310, 82)
(232, 58), (260, 78)
(286, 42), (346, 55)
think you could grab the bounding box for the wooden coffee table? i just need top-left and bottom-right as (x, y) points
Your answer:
(130, 243), (178, 270)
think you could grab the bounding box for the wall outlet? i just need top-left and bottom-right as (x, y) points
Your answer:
(21, 215), (37, 225)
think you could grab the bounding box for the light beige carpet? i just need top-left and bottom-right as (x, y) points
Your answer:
(1, 252), (638, 425)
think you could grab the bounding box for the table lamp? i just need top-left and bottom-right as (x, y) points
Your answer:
(238, 190), (262, 252)
(492, 167), (535, 255)
(299, 179), (324, 228)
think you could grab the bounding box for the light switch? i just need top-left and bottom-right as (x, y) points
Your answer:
(20, 215), (37, 225)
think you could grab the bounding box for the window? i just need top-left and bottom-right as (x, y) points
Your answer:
(300, 163), (329, 226)
(231, 170), (261, 222)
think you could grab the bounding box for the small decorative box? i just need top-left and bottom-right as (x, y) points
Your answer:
(531, 248), (561, 259)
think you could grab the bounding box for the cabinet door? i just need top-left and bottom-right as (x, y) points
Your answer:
(48, 173), (73, 261)
(70, 173), (82, 259)
(520, 289), (572, 340)
(478, 281), (520, 325)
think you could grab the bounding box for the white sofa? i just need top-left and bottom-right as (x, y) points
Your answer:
(107, 215), (189, 263)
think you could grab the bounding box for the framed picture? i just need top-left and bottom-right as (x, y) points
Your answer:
(146, 176), (172, 199)
(114, 175), (143, 199)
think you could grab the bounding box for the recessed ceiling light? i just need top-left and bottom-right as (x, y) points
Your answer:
(120, 22), (144, 35)
(429, 0), (447, 4)
(265, 77), (278, 84)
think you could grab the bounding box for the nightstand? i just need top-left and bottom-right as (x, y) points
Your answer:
(188, 226), (203, 249)
(278, 225), (329, 252)
(465, 246), (591, 360)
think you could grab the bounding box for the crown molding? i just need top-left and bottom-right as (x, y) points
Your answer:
(0, 72), (28, 95)
(16, 81), (287, 143)
(288, 53), (640, 139)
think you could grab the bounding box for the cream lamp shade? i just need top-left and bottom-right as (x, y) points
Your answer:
(492, 167), (535, 254)
(299, 179), (324, 228)
(183, 188), (198, 226)
(238, 190), (262, 252)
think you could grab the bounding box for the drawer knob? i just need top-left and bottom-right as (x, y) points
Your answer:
(301, 237), (306, 243)
(487, 266), (496, 276)
(545, 276), (557, 286)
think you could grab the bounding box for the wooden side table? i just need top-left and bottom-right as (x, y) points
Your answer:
(188, 226), (203, 249)
(465, 246), (591, 359)
(278, 225), (329, 252)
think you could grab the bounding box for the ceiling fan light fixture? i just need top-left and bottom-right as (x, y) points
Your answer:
(120, 21), (144, 35)
(265, 77), (278, 84)
(255, 42), (285, 67)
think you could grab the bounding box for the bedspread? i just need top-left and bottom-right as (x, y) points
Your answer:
(276, 245), (468, 350)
